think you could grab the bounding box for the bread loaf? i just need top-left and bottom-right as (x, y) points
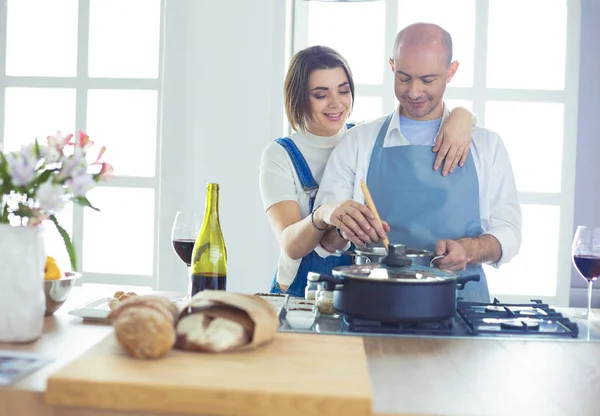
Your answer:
(110, 295), (178, 324)
(175, 305), (253, 353)
(107, 290), (142, 311)
(108, 295), (178, 359)
(176, 314), (250, 353)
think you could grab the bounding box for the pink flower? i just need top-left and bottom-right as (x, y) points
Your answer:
(71, 131), (94, 150)
(27, 210), (49, 227)
(47, 131), (73, 153)
(92, 146), (106, 165)
(98, 162), (114, 181)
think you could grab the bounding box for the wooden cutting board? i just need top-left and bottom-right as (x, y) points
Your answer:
(45, 331), (372, 416)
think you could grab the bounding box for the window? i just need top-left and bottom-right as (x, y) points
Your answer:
(293, 0), (580, 305)
(0, 0), (164, 287)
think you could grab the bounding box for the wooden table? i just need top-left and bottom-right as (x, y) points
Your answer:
(1, 286), (600, 416)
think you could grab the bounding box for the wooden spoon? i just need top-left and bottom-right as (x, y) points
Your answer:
(359, 179), (390, 250)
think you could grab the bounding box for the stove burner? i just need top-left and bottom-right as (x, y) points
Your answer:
(499, 319), (541, 331)
(331, 299), (579, 338)
(458, 299), (579, 338)
(485, 305), (507, 313)
(512, 309), (542, 316)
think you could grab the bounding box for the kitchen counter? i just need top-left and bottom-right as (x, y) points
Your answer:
(1, 286), (600, 416)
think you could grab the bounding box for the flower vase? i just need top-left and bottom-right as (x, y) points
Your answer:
(0, 224), (46, 343)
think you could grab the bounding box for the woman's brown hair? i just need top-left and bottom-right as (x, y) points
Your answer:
(284, 45), (355, 132)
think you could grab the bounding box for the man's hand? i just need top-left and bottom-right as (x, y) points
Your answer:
(434, 239), (472, 271)
(434, 235), (502, 271)
(433, 107), (473, 176)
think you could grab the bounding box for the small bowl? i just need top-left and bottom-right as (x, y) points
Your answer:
(285, 308), (315, 330)
(44, 271), (82, 316)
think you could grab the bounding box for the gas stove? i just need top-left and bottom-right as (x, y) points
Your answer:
(340, 298), (582, 339)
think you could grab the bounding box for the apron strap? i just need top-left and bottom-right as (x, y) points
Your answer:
(275, 137), (318, 211)
(374, 113), (394, 149)
(275, 124), (354, 213)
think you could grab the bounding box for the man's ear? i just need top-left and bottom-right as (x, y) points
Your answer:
(388, 57), (395, 72)
(446, 60), (459, 83)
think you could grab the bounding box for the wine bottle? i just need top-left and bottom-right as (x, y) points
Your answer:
(190, 183), (227, 295)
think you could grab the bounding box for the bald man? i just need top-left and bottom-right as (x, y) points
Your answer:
(314, 23), (522, 302)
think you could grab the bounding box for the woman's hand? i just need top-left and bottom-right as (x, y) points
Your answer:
(432, 107), (473, 176)
(316, 200), (388, 247)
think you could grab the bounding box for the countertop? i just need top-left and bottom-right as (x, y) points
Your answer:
(1, 286), (599, 416)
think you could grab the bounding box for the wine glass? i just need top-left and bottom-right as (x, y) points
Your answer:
(571, 225), (600, 319)
(171, 211), (201, 300)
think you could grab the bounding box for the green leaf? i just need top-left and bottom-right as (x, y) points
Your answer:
(0, 153), (12, 187)
(49, 214), (78, 272)
(34, 138), (41, 159)
(14, 204), (34, 218)
(34, 169), (53, 187)
(74, 196), (100, 211)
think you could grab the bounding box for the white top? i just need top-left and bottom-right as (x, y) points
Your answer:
(315, 108), (523, 268)
(259, 127), (349, 286)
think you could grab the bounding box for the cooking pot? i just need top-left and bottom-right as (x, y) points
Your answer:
(337, 244), (445, 268)
(307, 264), (479, 323)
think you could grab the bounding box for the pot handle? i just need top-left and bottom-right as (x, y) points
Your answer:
(429, 254), (446, 268)
(456, 274), (480, 290)
(307, 272), (344, 291)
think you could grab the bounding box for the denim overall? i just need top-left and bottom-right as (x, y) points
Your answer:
(366, 114), (490, 302)
(269, 127), (354, 297)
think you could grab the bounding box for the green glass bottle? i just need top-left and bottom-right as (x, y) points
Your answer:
(190, 183), (227, 295)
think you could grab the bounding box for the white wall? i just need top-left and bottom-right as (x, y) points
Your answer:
(158, 0), (287, 294)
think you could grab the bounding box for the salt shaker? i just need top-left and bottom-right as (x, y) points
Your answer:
(316, 287), (336, 315)
(304, 280), (318, 300)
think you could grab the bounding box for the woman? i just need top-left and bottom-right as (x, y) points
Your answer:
(259, 45), (474, 297)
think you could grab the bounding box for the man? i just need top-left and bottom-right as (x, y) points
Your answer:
(313, 22), (522, 302)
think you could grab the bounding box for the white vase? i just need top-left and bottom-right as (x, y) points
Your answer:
(0, 224), (46, 343)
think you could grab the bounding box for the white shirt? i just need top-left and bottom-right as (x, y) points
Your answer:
(259, 127), (349, 285)
(315, 107), (523, 268)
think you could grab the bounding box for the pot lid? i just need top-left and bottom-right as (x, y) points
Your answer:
(331, 263), (458, 283)
(355, 245), (435, 258)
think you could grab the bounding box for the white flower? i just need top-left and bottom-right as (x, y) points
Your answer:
(58, 147), (86, 180)
(66, 172), (95, 197)
(5, 145), (38, 187)
(37, 180), (66, 213)
(40, 145), (62, 164)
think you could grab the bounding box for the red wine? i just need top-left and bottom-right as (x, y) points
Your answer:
(172, 239), (195, 266)
(573, 255), (600, 282)
(191, 273), (226, 295)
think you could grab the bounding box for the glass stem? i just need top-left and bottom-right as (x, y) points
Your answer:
(586, 280), (593, 318)
(187, 266), (192, 298)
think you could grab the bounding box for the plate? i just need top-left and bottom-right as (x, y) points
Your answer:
(69, 291), (186, 323)
(68, 298), (113, 322)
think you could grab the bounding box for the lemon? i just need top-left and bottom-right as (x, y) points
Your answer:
(44, 256), (62, 280)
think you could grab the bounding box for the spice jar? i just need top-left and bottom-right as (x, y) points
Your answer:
(304, 280), (318, 300)
(316, 288), (336, 316)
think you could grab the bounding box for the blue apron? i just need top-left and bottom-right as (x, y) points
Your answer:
(269, 128), (354, 298)
(366, 114), (490, 302)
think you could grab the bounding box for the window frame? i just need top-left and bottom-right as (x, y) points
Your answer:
(0, 0), (166, 288)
